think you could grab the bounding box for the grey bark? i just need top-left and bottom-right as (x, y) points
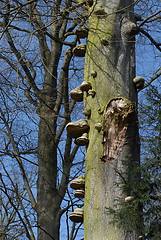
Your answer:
(84, 0), (141, 239)
(37, 47), (75, 240)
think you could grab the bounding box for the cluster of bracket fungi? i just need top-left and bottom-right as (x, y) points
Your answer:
(66, 119), (89, 146)
(69, 175), (85, 223)
(66, 1), (145, 227)
(66, 72), (102, 144)
(67, 6), (145, 145)
(72, 26), (88, 58)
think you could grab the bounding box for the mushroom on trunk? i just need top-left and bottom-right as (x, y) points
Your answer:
(70, 86), (83, 102)
(74, 133), (89, 146)
(69, 208), (84, 223)
(73, 44), (86, 57)
(70, 175), (85, 190)
(66, 119), (89, 138)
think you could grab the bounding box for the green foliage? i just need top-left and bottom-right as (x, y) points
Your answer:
(139, 85), (161, 239)
(107, 160), (143, 235)
(107, 85), (161, 239)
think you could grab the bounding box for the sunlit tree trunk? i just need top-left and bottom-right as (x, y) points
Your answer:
(84, 0), (141, 239)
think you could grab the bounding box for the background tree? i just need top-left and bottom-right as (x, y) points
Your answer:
(0, 0), (87, 239)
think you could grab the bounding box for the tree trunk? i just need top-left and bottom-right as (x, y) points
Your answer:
(84, 0), (141, 239)
(37, 108), (61, 240)
(37, 46), (74, 240)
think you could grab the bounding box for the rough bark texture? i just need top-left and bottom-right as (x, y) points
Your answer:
(38, 114), (60, 240)
(84, 0), (140, 239)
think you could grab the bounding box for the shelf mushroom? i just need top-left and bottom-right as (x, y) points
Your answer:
(83, 108), (91, 117)
(124, 196), (134, 202)
(138, 236), (143, 240)
(79, 81), (92, 92)
(70, 175), (85, 190)
(70, 86), (83, 102)
(66, 119), (89, 138)
(69, 208), (84, 223)
(73, 44), (86, 57)
(86, 0), (93, 7)
(74, 133), (89, 146)
(75, 27), (88, 39)
(74, 189), (85, 198)
(133, 76), (145, 90)
(91, 70), (97, 78)
(94, 6), (106, 15)
(94, 123), (102, 132)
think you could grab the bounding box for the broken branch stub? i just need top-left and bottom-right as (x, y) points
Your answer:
(103, 98), (134, 163)
(121, 18), (138, 39)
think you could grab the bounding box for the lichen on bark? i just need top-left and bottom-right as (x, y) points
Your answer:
(84, 0), (141, 239)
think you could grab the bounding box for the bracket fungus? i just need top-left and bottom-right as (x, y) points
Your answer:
(94, 123), (102, 132)
(133, 76), (145, 90)
(86, 0), (93, 7)
(94, 6), (106, 16)
(80, 81), (92, 91)
(70, 86), (83, 102)
(74, 133), (89, 146)
(91, 70), (97, 78)
(83, 108), (91, 117)
(70, 175), (85, 190)
(66, 119), (89, 138)
(138, 236), (143, 240)
(75, 27), (88, 39)
(124, 196), (134, 202)
(74, 189), (85, 198)
(72, 44), (86, 57)
(69, 208), (84, 223)
(88, 89), (96, 97)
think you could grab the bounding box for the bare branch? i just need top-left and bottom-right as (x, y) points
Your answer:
(0, 177), (32, 240)
(138, 9), (161, 28)
(139, 28), (161, 52)
(0, 108), (37, 210)
(140, 67), (161, 90)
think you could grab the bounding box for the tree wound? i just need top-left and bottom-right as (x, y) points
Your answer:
(102, 98), (134, 163)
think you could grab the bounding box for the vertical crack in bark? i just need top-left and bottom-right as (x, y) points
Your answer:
(103, 98), (134, 163)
